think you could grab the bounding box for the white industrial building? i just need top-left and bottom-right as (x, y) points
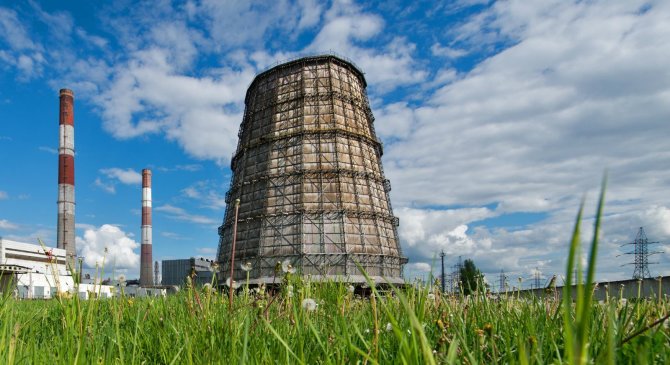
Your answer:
(0, 238), (116, 299)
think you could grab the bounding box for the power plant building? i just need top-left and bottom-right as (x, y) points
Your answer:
(0, 238), (114, 299)
(217, 55), (407, 285)
(162, 258), (215, 286)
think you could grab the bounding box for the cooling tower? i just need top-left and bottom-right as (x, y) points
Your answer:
(217, 55), (406, 285)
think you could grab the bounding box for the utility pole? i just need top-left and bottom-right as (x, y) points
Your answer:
(440, 250), (446, 292)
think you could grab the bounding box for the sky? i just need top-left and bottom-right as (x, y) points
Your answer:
(0, 0), (669, 287)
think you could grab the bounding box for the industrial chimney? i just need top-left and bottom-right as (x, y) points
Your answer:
(57, 89), (76, 266)
(140, 169), (153, 286)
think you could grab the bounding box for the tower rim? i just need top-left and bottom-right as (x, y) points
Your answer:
(245, 54), (367, 104)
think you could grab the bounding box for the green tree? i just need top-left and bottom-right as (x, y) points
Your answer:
(459, 259), (484, 295)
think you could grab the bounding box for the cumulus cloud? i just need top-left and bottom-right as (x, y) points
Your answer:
(373, 1), (670, 281)
(0, 7), (45, 79)
(76, 224), (139, 270)
(100, 168), (142, 184)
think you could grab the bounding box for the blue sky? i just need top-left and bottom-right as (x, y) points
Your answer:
(1, 0), (669, 286)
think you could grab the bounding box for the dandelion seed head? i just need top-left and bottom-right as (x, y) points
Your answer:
(347, 285), (355, 293)
(385, 322), (392, 332)
(427, 293), (436, 300)
(301, 298), (317, 311)
(282, 259), (296, 274)
(241, 262), (253, 272)
(225, 278), (240, 289)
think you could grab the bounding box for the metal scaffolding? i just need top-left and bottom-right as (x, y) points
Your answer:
(217, 55), (407, 285)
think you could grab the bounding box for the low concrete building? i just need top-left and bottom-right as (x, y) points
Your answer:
(504, 275), (670, 301)
(0, 238), (115, 299)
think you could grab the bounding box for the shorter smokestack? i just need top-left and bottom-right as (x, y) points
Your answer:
(139, 169), (153, 286)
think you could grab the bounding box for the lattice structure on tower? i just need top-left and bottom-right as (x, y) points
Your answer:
(217, 55), (407, 285)
(498, 269), (507, 293)
(621, 227), (662, 279)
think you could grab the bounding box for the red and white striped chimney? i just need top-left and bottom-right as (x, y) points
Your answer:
(140, 168), (153, 286)
(57, 89), (76, 266)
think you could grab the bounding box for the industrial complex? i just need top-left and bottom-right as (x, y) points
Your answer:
(0, 55), (666, 299)
(0, 89), (165, 298)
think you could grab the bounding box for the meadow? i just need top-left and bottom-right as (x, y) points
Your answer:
(1, 273), (669, 364)
(1, 185), (669, 364)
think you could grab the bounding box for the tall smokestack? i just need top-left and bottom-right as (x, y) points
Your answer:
(140, 169), (153, 286)
(57, 89), (76, 267)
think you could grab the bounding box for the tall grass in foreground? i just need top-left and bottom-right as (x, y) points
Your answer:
(1, 184), (669, 364)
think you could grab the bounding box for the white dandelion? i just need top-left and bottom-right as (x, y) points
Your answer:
(282, 259), (296, 274)
(240, 262), (253, 272)
(301, 298), (317, 311)
(225, 278), (240, 289)
(347, 285), (355, 294)
(385, 322), (393, 332)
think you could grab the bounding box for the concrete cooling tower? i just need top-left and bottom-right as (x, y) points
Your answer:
(217, 55), (407, 285)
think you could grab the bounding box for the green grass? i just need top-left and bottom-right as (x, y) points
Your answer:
(1, 278), (669, 364)
(1, 183), (669, 364)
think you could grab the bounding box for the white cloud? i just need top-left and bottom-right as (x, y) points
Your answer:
(406, 262), (432, 272)
(0, 219), (18, 230)
(382, 2), (670, 282)
(155, 204), (218, 225)
(100, 168), (142, 184)
(431, 43), (468, 59)
(181, 180), (227, 210)
(94, 177), (116, 194)
(196, 247), (217, 255)
(38, 146), (58, 154)
(161, 231), (185, 240)
(0, 191), (7, 200)
(306, 5), (427, 92)
(76, 224), (140, 270)
(0, 7), (45, 79)
(156, 164), (202, 172)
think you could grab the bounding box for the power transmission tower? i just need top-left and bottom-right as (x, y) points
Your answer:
(439, 250), (446, 292)
(452, 256), (463, 292)
(620, 227), (662, 279)
(533, 267), (541, 290)
(498, 269), (507, 293)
